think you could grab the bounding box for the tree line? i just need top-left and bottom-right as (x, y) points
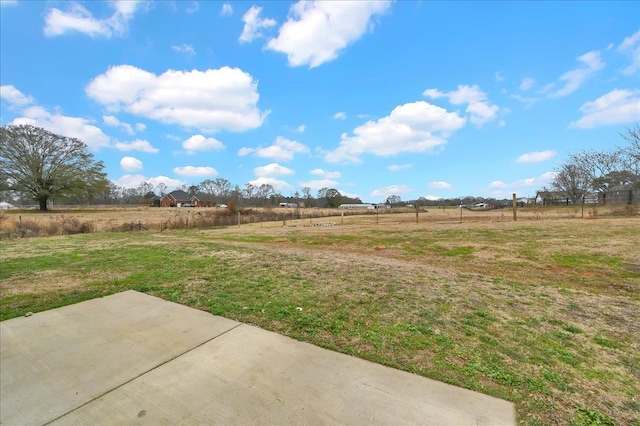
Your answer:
(544, 125), (639, 205)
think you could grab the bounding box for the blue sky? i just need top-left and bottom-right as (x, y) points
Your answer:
(1, 1), (639, 202)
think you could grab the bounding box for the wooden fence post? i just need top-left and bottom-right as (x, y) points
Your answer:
(512, 193), (517, 221)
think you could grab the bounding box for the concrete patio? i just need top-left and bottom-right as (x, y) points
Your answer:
(0, 290), (516, 425)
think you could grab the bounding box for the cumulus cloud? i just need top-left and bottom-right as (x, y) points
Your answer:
(146, 176), (186, 190)
(0, 85), (34, 107)
(135, 122), (146, 132)
(239, 6), (276, 43)
(114, 139), (158, 153)
(548, 51), (605, 98)
(247, 176), (294, 192)
(86, 65), (266, 133)
(266, 0), (391, 68)
(239, 136), (309, 161)
(333, 111), (347, 120)
(310, 169), (341, 179)
(387, 164), (413, 171)
(294, 124), (306, 133)
(172, 43), (195, 56)
(220, 3), (233, 16)
(112, 174), (148, 189)
(618, 29), (640, 76)
(325, 101), (466, 163)
(103, 115), (134, 135)
(254, 163), (294, 177)
(299, 179), (340, 190)
(520, 77), (535, 91)
(182, 134), (224, 153)
(120, 156), (143, 171)
(423, 85), (500, 127)
(570, 89), (640, 128)
(516, 150), (556, 164)
(173, 166), (217, 177)
(371, 185), (412, 198)
(11, 105), (110, 149)
(113, 174), (185, 191)
(428, 181), (452, 190)
(44, 0), (140, 38)
(487, 172), (557, 197)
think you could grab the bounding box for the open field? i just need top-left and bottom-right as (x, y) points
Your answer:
(0, 203), (634, 236)
(1, 212), (639, 425)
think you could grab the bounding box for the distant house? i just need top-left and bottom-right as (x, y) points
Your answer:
(602, 185), (639, 205)
(160, 190), (191, 207)
(191, 193), (214, 207)
(535, 191), (571, 206)
(0, 201), (15, 209)
(278, 202), (298, 208)
(338, 204), (374, 210)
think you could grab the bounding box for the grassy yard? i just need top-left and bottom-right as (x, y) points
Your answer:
(1, 215), (638, 425)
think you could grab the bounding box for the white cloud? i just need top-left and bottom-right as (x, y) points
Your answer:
(423, 85), (500, 127)
(570, 89), (640, 128)
(618, 29), (640, 76)
(266, 0), (391, 68)
(333, 111), (347, 120)
(86, 65), (266, 133)
(113, 174), (148, 189)
(325, 101), (466, 163)
(254, 163), (294, 177)
(516, 150), (556, 164)
(429, 181), (452, 190)
(0, 85), (34, 107)
(248, 176), (294, 192)
(114, 139), (158, 153)
(135, 122), (146, 132)
(371, 185), (412, 198)
(172, 43), (195, 56)
(487, 172), (556, 197)
(182, 134), (224, 153)
(220, 3), (233, 16)
(239, 6), (276, 43)
(147, 176), (186, 190)
(294, 124), (306, 133)
(520, 77), (535, 91)
(310, 169), (341, 179)
(11, 106), (110, 149)
(103, 115), (134, 135)
(549, 51), (605, 98)
(387, 164), (413, 171)
(44, 0), (140, 38)
(510, 93), (539, 108)
(120, 156), (143, 171)
(240, 136), (309, 161)
(186, 2), (199, 14)
(0, 0), (18, 7)
(173, 166), (217, 177)
(299, 179), (340, 190)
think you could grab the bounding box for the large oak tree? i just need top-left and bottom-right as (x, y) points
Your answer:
(0, 124), (107, 211)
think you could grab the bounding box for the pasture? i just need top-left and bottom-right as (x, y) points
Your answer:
(0, 208), (638, 425)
